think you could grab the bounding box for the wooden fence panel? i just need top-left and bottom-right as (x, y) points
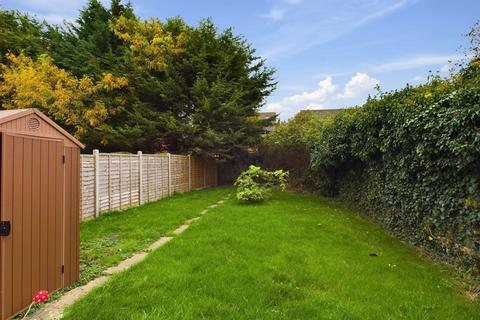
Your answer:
(171, 154), (189, 193)
(80, 152), (217, 221)
(191, 157), (204, 189)
(205, 158), (218, 187)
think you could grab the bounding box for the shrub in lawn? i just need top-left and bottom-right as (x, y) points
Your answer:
(234, 165), (288, 202)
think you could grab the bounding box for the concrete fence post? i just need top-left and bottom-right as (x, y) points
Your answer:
(168, 153), (172, 196)
(129, 154), (133, 207)
(119, 154), (122, 209)
(138, 151), (143, 204)
(108, 154), (112, 211)
(93, 149), (100, 218)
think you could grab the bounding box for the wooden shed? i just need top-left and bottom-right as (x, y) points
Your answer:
(0, 109), (83, 320)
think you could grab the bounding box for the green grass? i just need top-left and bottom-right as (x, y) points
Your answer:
(65, 190), (480, 319)
(79, 187), (230, 284)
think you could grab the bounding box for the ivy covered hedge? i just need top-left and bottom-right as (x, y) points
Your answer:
(262, 55), (480, 273)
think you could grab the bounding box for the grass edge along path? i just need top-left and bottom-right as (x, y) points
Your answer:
(63, 191), (479, 320)
(27, 188), (231, 320)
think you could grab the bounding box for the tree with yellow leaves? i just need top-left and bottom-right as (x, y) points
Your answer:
(0, 52), (128, 143)
(111, 15), (185, 71)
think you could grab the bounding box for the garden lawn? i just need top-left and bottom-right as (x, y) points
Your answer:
(79, 187), (230, 284)
(66, 190), (480, 319)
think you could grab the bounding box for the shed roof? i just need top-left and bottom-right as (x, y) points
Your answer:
(0, 108), (85, 148)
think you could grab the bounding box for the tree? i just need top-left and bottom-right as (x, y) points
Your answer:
(0, 10), (47, 63)
(0, 53), (127, 142)
(111, 15), (185, 72)
(46, 0), (134, 78)
(156, 19), (276, 158)
(0, 1), (276, 158)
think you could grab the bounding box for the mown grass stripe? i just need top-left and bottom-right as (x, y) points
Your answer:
(64, 190), (480, 320)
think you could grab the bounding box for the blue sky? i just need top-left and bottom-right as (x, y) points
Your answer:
(3, 0), (479, 119)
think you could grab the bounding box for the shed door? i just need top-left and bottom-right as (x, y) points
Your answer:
(0, 133), (64, 319)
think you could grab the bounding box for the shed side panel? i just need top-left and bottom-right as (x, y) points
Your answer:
(1, 134), (14, 319)
(73, 148), (80, 282)
(64, 148), (72, 286)
(12, 136), (24, 313)
(64, 147), (80, 286)
(31, 139), (41, 300)
(39, 140), (49, 291)
(55, 141), (64, 290)
(21, 137), (32, 308)
(47, 141), (56, 291)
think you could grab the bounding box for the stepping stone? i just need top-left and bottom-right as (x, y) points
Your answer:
(173, 224), (189, 235)
(148, 236), (173, 250)
(185, 217), (201, 224)
(105, 252), (148, 274)
(199, 209), (208, 215)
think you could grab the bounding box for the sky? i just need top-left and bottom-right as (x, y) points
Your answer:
(2, 0), (479, 119)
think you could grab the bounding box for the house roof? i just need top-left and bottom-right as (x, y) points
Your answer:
(258, 112), (278, 120)
(0, 108), (85, 148)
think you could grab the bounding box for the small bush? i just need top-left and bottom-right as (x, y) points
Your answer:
(234, 165), (288, 202)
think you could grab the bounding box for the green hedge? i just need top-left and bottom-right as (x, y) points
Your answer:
(311, 62), (480, 272)
(263, 59), (480, 273)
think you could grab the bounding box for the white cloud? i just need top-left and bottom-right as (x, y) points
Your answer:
(259, 0), (419, 60)
(283, 76), (336, 105)
(260, 8), (286, 22)
(355, 0), (419, 26)
(338, 73), (379, 99)
(260, 0), (305, 22)
(369, 54), (463, 73)
(265, 73), (379, 118)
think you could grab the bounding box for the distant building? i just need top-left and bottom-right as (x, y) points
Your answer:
(257, 112), (279, 132)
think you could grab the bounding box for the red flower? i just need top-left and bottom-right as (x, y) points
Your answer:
(33, 290), (49, 304)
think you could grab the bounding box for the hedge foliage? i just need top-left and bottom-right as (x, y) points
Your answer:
(262, 56), (480, 273)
